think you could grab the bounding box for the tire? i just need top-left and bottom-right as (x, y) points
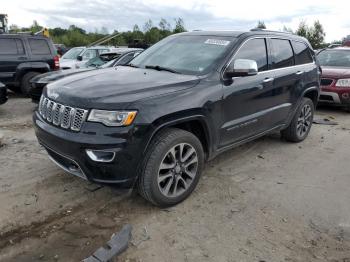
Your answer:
(138, 128), (204, 207)
(20, 72), (41, 96)
(281, 97), (314, 142)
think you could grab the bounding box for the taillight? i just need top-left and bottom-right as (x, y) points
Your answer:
(54, 55), (60, 70)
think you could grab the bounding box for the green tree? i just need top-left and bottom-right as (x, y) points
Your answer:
(295, 20), (326, 49)
(256, 21), (266, 29)
(144, 27), (161, 44)
(296, 21), (309, 38)
(143, 19), (153, 32)
(30, 20), (42, 33)
(173, 18), (186, 33)
(308, 20), (325, 49)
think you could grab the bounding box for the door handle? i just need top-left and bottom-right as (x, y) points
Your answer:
(18, 57), (27, 60)
(296, 71), (304, 75)
(263, 77), (274, 83)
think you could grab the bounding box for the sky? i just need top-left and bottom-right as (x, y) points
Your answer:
(2, 0), (350, 42)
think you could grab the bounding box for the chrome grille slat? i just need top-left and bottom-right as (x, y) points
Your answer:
(38, 95), (88, 132)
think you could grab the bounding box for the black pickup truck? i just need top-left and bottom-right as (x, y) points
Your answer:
(0, 34), (59, 95)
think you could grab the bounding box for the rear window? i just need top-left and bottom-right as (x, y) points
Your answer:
(0, 38), (24, 55)
(292, 41), (313, 65)
(271, 39), (294, 69)
(28, 39), (51, 55)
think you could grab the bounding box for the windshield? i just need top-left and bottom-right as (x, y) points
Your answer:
(131, 35), (235, 75)
(61, 47), (84, 60)
(317, 50), (350, 67)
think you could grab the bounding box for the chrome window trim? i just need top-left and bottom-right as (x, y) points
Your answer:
(221, 36), (316, 79)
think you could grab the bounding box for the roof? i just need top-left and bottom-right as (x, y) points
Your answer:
(322, 46), (350, 51)
(333, 46), (350, 50)
(179, 30), (306, 41)
(180, 31), (246, 37)
(107, 48), (143, 54)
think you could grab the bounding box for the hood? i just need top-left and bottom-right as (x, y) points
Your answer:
(321, 66), (350, 79)
(31, 68), (94, 84)
(46, 66), (200, 109)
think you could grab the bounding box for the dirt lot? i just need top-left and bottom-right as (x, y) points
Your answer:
(1, 94), (350, 262)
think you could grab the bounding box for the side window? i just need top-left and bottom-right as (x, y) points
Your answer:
(0, 38), (18, 55)
(117, 53), (137, 65)
(292, 41), (313, 65)
(82, 49), (97, 60)
(29, 39), (51, 55)
(271, 39), (294, 69)
(234, 38), (268, 72)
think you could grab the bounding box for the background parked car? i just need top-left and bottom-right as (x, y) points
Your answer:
(59, 46), (114, 69)
(54, 44), (68, 57)
(0, 81), (7, 105)
(0, 33), (59, 95)
(30, 48), (143, 101)
(317, 46), (350, 111)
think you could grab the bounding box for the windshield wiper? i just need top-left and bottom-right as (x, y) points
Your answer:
(145, 65), (181, 74)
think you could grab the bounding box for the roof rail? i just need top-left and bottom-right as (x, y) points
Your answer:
(250, 28), (294, 35)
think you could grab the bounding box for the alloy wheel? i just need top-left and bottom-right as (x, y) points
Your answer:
(297, 104), (312, 137)
(157, 143), (198, 198)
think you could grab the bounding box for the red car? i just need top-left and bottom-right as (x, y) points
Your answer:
(317, 47), (350, 111)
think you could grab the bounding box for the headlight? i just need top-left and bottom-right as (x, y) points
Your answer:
(88, 110), (137, 126)
(336, 79), (350, 87)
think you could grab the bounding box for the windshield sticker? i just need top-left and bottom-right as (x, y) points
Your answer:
(205, 39), (230, 46)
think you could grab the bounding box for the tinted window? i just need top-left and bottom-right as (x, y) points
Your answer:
(292, 41), (313, 64)
(0, 38), (18, 55)
(117, 53), (136, 65)
(29, 39), (51, 55)
(271, 39), (294, 69)
(234, 38), (268, 72)
(15, 39), (25, 55)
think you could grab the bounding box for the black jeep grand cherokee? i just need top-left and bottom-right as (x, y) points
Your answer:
(34, 30), (319, 207)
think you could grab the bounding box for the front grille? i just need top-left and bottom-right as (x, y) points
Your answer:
(38, 96), (88, 132)
(320, 78), (334, 86)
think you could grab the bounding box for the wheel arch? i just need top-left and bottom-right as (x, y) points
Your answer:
(144, 115), (212, 160)
(302, 86), (320, 107)
(15, 62), (50, 82)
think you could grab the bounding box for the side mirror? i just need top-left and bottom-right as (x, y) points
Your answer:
(225, 59), (258, 78)
(77, 55), (83, 61)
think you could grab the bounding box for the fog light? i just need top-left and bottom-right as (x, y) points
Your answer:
(86, 149), (116, 163)
(342, 93), (350, 100)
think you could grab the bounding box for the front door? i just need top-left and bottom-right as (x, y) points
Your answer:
(220, 38), (277, 147)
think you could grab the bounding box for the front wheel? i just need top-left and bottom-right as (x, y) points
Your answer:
(281, 97), (314, 142)
(138, 128), (204, 207)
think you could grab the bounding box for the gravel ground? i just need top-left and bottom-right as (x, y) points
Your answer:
(1, 94), (350, 262)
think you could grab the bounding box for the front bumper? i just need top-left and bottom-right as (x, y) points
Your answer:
(320, 86), (350, 106)
(33, 111), (150, 186)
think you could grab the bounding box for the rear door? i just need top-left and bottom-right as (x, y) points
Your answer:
(268, 38), (301, 124)
(291, 40), (318, 93)
(0, 37), (27, 84)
